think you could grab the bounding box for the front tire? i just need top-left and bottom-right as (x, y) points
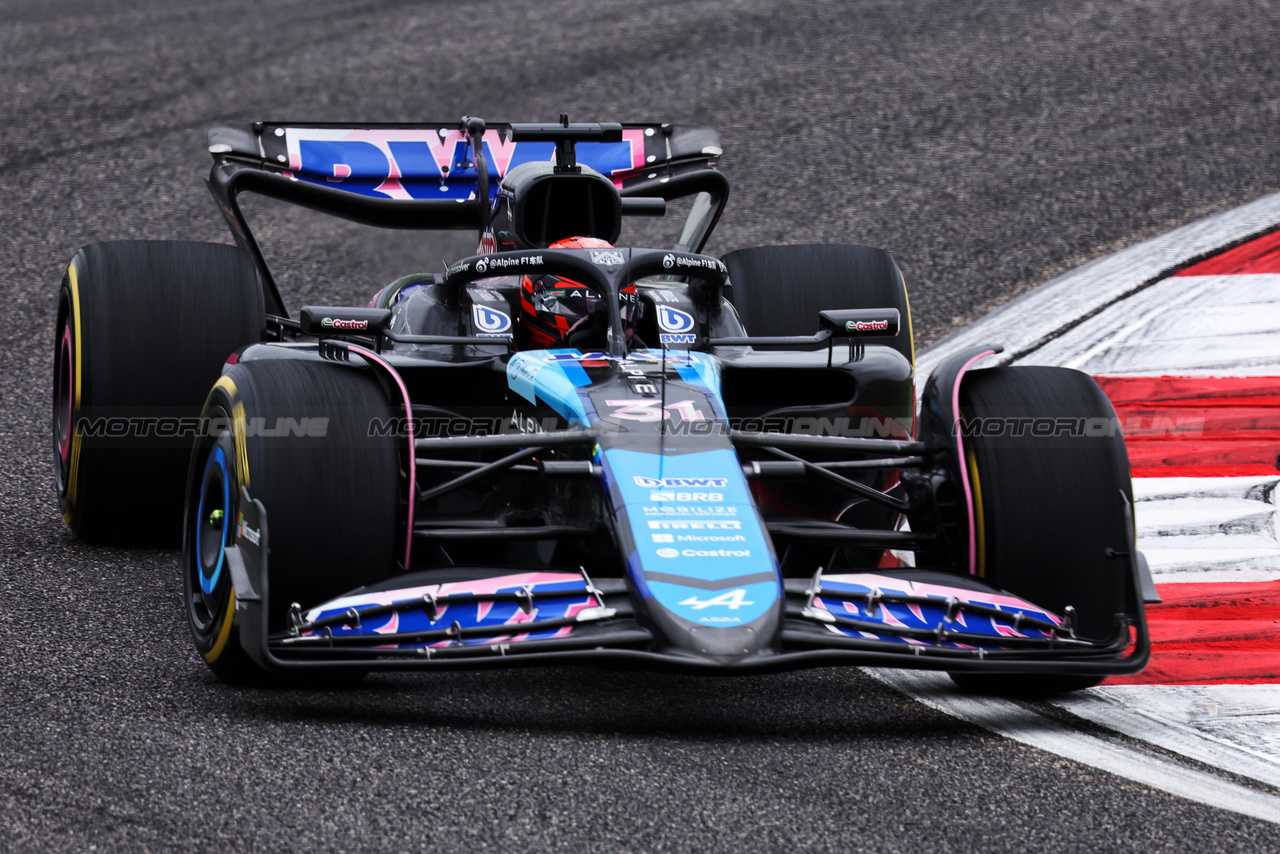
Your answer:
(183, 358), (400, 682)
(948, 366), (1134, 696)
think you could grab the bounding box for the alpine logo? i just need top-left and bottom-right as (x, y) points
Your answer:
(678, 588), (755, 610)
(634, 476), (728, 488)
(590, 249), (626, 266)
(321, 317), (369, 331)
(656, 305), (695, 333)
(472, 304), (512, 336)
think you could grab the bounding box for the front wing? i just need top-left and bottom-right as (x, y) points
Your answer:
(225, 492), (1149, 676)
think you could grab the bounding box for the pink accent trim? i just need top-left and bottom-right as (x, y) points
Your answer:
(951, 350), (996, 575)
(346, 345), (415, 571)
(622, 128), (647, 171)
(58, 327), (72, 461)
(305, 572), (584, 617)
(821, 571), (1062, 621)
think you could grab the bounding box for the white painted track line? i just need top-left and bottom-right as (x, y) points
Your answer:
(1052, 686), (1280, 790)
(1022, 274), (1280, 376)
(871, 670), (1280, 825)
(916, 190), (1280, 387)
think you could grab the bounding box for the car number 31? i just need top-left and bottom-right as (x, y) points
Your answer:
(605, 399), (705, 422)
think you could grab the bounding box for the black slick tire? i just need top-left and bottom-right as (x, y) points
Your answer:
(949, 366), (1134, 696)
(184, 358), (399, 683)
(54, 241), (263, 545)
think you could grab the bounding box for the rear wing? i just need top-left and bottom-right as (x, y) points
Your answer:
(206, 120), (729, 316)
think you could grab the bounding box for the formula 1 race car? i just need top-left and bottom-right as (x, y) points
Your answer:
(53, 117), (1153, 693)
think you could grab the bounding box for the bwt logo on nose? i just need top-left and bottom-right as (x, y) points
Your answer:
(656, 305), (695, 333)
(472, 304), (512, 335)
(634, 476), (729, 488)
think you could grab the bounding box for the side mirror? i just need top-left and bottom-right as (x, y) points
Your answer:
(299, 306), (393, 335)
(818, 308), (901, 337)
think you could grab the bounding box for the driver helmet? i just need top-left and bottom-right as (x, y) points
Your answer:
(519, 236), (636, 349)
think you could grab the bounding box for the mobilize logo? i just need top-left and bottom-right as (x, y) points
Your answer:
(634, 476), (729, 488)
(321, 317), (369, 331)
(845, 319), (890, 332)
(472, 304), (512, 336)
(643, 505), (738, 515)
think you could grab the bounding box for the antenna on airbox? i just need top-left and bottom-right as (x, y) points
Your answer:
(508, 118), (624, 175)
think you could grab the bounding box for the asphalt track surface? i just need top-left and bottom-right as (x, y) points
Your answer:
(3, 1), (1280, 850)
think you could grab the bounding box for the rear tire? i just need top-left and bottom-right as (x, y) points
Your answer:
(55, 241), (263, 545)
(721, 243), (913, 365)
(948, 366), (1134, 696)
(184, 358), (400, 683)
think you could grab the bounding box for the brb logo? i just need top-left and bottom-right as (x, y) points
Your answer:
(472, 304), (512, 337)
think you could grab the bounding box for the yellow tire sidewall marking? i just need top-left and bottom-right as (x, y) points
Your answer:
(67, 261), (84, 506)
(211, 375), (250, 490)
(966, 446), (987, 578)
(202, 588), (237, 663)
(231, 401), (250, 488)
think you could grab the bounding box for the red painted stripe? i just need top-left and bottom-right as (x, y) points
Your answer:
(1107, 582), (1280, 685)
(1094, 375), (1280, 407)
(1094, 376), (1280, 478)
(1174, 228), (1280, 276)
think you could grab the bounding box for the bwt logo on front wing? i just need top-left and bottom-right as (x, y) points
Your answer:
(634, 476), (728, 488)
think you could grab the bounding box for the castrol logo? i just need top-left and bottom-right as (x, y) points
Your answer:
(321, 317), (369, 331)
(845, 319), (890, 332)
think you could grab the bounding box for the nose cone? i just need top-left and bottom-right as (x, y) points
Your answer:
(601, 446), (784, 660)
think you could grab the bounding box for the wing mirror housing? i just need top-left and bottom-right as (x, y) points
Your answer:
(818, 308), (901, 337)
(299, 306), (393, 335)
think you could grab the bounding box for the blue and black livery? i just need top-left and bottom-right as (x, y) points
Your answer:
(53, 116), (1152, 691)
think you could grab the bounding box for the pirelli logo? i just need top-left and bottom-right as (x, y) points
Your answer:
(647, 520), (742, 530)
